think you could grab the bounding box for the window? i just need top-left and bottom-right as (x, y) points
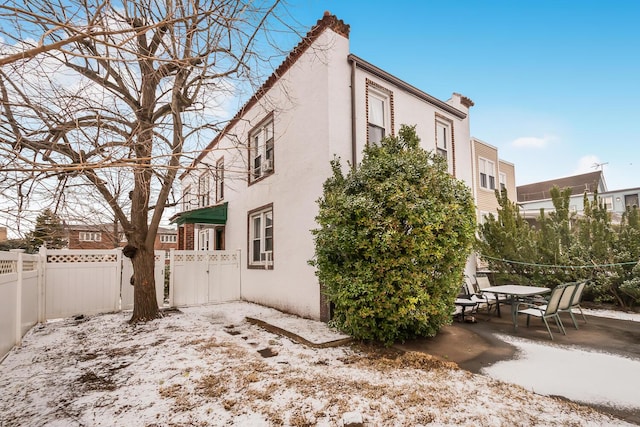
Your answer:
(499, 172), (507, 191)
(368, 93), (386, 144)
(183, 185), (192, 211)
(436, 121), (449, 159)
(160, 234), (177, 243)
(248, 205), (273, 268)
(199, 228), (211, 251)
(601, 196), (613, 210)
(249, 116), (274, 183)
(79, 232), (101, 242)
(198, 172), (210, 207)
(479, 158), (496, 190)
(366, 81), (393, 145)
(625, 194), (639, 208)
(216, 158), (224, 202)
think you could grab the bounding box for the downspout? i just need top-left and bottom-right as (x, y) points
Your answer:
(350, 58), (357, 168)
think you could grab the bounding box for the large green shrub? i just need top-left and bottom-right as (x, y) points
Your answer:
(310, 125), (476, 345)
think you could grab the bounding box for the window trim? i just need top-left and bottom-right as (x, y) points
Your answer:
(198, 171), (211, 207)
(366, 79), (394, 145)
(183, 185), (192, 211)
(216, 158), (224, 202)
(247, 203), (274, 270)
(79, 231), (101, 242)
(248, 113), (275, 185)
(479, 157), (496, 191)
(160, 234), (177, 244)
(499, 172), (507, 192)
(434, 113), (456, 176)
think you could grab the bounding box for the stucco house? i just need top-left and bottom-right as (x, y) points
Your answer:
(172, 13), (475, 321)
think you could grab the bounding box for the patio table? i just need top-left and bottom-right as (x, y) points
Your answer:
(481, 284), (550, 328)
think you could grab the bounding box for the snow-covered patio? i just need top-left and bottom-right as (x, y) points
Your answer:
(0, 301), (638, 426)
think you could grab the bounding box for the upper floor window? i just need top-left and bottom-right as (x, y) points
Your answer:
(160, 234), (177, 243)
(249, 116), (274, 183)
(499, 172), (507, 191)
(79, 232), (101, 242)
(366, 80), (393, 145)
(183, 185), (192, 211)
(479, 158), (496, 190)
(368, 93), (386, 144)
(435, 121), (449, 160)
(198, 172), (210, 207)
(248, 204), (273, 269)
(216, 158), (224, 202)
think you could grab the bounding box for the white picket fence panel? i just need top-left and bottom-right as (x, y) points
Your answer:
(0, 251), (42, 360)
(170, 249), (241, 307)
(44, 249), (122, 319)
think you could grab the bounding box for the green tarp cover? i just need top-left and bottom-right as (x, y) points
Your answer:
(172, 202), (227, 225)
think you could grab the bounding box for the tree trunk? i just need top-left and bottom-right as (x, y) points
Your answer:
(130, 244), (160, 322)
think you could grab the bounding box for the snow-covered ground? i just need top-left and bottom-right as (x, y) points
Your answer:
(0, 302), (637, 426)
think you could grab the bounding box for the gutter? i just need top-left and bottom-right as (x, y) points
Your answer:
(348, 54), (467, 120)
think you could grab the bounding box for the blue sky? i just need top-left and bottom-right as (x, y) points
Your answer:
(283, 0), (640, 190)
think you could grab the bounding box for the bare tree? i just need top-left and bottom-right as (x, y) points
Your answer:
(0, 0), (291, 322)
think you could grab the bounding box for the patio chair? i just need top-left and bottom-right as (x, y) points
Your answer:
(454, 281), (481, 322)
(517, 284), (568, 340)
(472, 274), (503, 313)
(560, 280), (588, 329)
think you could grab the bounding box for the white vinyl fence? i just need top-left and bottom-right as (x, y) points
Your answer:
(169, 249), (241, 307)
(43, 248), (165, 319)
(1, 248), (241, 361)
(0, 251), (42, 360)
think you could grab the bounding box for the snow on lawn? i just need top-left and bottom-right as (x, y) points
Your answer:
(483, 334), (640, 410)
(0, 301), (633, 426)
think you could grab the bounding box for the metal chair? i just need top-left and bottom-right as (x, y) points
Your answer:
(560, 280), (588, 329)
(517, 284), (568, 340)
(473, 274), (504, 313)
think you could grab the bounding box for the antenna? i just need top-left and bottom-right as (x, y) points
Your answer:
(592, 162), (608, 171)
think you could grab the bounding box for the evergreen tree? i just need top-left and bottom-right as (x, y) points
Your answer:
(26, 209), (67, 251)
(476, 188), (538, 284)
(311, 125), (476, 345)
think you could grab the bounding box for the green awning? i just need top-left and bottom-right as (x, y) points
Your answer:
(171, 202), (227, 225)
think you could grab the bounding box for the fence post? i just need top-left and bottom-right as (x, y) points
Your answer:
(11, 250), (24, 346)
(115, 249), (123, 312)
(169, 248), (175, 308)
(38, 246), (47, 323)
(237, 248), (242, 300)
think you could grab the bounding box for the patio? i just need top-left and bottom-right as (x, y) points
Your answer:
(398, 305), (640, 424)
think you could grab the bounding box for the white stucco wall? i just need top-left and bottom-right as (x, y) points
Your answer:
(179, 23), (475, 320)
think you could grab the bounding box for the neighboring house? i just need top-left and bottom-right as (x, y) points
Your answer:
(172, 13), (475, 321)
(65, 224), (178, 251)
(471, 137), (516, 224)
(0, 227), (6, 242)
(516, 170), (638, 224)
(471, 138), (516, 273)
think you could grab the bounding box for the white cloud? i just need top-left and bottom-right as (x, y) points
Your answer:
(511, 135), (557, 148)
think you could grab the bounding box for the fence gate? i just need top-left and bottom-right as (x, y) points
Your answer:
(170, 250), (241, 307)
